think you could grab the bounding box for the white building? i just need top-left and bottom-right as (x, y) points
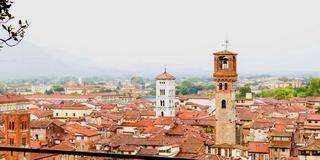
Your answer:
(0, 94), (31, 112)
(155, 70), (176, 117)
(52, 103), (93, 119)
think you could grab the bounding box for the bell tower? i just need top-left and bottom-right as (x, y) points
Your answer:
(155, 69), (176, 117)
(213, 40), (237, 145)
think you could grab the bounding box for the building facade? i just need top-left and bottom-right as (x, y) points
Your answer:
(3, 111), (30, 160)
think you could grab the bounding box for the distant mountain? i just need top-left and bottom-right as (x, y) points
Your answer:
(0, 42), (125, 79)
(0, 42), (318, 80)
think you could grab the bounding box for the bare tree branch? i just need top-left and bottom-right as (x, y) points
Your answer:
(0, 0), (28, 49)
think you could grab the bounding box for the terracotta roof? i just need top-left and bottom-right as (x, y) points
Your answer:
(269, 141), (291, 148)
(30, 153), (55, 160)
(101, 103), (117, 110)
(307, 114), (320, 121)
(167, 125), (195, 136)
(28, 108), (53, 118)
(52, 119), (66, 126)
(53, 103), (89, 110)
(139, 148), (159, 156)
(180, 143), (203, 154)
(0, 94), (29, 104)
(118, 145), (139, 152)
(122, 119), (155, 128)
(64, 123), (98, 137)
(178, 111), (208, 120)
(214, 50), (237, 55)
(25, 93), (94, 100)
(252, 120), (274, 129)
(155, 71), (175, 80)
(50, 142), (75, 151)
(143, 126), (162, 134)
(248, 142), (269, 153)
(30, 119), (53, 129)
(153, 117), (174, 125)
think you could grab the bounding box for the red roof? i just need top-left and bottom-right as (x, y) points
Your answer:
(28, 108), (53, 118)
(153, 117), (174, 125)
(139, 148), (159, 156)
(248, 142), (269, 153)
(156, 71), (175, 80)
(0, 94), (29, 104)
(214, 50), (237, 55)
(50, 142), (75, 151)
(64, 123), (98, 137)
(307, 114), (320, 121)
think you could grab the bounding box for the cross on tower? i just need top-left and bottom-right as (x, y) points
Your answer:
(222, 40), (231, 51)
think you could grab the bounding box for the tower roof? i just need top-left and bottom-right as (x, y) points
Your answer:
(214, 50), (238, 55)
(156, 70), (176, 80)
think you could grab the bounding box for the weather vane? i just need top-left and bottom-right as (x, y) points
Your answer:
(222, 40), (231, 51)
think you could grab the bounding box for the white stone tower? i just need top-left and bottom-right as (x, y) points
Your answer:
(155, 69), (176, 117)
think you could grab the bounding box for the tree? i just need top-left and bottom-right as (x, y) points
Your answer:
(203, 83), (215, 90)
(0, 82), (7, 94)
(259, 77), (320, 99)
(52, 85), (64, 92)
(0, 0), (28, 49)
(237, 85), (251, 99)
(45, 89), (54, 95)
(309, 78), (320, 96)
(274, 87), (294, 100)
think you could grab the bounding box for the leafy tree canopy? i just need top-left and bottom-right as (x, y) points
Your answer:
(51, 85), (64, 92)
(237, 85), (252, 99)
(259, 78), (320, 100)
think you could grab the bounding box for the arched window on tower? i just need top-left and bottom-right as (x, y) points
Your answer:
(224, 83), (228, 90)
(221, 100), (226, 109)
(219, 83), (223, 90)
(219, 56), (229, 70)
(160, 100), (165, 106)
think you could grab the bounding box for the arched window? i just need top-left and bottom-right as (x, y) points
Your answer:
(161, 112), (164, 117)
(224, 83), (228, 90)
(219, 56), (229, 70)
(221, 100), (227, 109)
(219, 83), (223, 90)
(160, 100), (165, 106)
(160, 89), (165, 95)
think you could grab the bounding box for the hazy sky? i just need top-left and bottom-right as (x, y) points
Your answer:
(12, 0), (320, 75)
